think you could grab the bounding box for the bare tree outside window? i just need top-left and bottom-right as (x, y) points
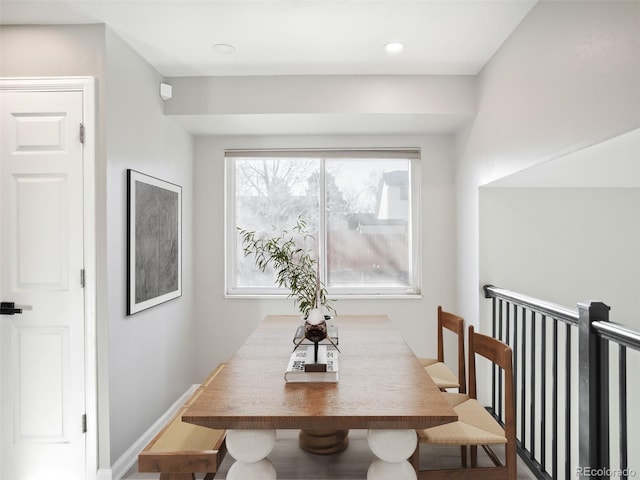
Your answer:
(235, 157), (319, 288)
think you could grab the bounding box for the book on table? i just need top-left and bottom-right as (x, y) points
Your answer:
(285, 345), (339, 383)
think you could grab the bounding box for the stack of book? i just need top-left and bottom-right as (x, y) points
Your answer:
(284, 345), (339, 383)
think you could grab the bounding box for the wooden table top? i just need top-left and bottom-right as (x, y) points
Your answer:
(183, 315), (457, 430)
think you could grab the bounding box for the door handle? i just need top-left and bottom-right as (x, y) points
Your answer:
(0, 302), (32, 315)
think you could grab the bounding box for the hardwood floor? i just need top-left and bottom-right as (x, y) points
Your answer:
(122, 429), (537, 480)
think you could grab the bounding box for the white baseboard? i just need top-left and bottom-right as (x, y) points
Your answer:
(110, 384), (200, 480)
(96, 468), (113, 480)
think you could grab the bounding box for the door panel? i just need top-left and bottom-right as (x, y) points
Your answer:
(14, 112), (68, 152)
(15, 174), (69, 288)
(15, 326), (69, 441)
(1, 89), (86, 480)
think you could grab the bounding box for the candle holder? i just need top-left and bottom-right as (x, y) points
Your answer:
(292, 314), (340, 371)
(304, 321), (327, 371)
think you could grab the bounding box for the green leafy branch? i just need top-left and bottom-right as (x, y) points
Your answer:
(237, 218), (335, 318)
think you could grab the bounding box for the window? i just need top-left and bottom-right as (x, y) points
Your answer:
(226, 149), (421, 297)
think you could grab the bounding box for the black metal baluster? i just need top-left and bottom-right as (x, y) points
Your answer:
(498, 300), (504, 420)
(531, 311), (537, 461)
(498, 299), (503, 341)
(512, 304), (519, 441)
(521, 306), (527, 451)
(552, 319), (558, 480)
(541, 315), (547, 472)
(492, 297), (497, 415)
(502, 301), (512, 422)
(620, 345), (628, 480)
(566, 323), (572, 480)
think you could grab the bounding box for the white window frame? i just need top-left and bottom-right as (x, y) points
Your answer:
(225, 149), (422, 299)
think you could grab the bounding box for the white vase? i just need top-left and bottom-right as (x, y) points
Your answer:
(306, 308), (325, 325)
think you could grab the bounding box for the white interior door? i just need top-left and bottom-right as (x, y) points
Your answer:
(1, 89), (87, 479)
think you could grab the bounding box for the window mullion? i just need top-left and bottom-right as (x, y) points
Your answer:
(226, 157), (238, 293)
(319, 158), (327, 287)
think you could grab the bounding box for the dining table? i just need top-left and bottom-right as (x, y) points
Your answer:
(182, 314), (457, 479)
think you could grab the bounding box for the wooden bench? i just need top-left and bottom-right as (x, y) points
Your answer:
(138, 364), (227, 480)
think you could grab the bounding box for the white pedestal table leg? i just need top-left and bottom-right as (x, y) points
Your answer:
(225, 429), (277, 480)
(366, 429), (417, 480)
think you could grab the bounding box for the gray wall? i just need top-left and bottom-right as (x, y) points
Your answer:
(192, 134), (457, 381)
(104, 28), (195, 462)
(479, 186), (640, 473)
(0, 24), (197, 469)
(0, 23), (113, 471)
(480, 187), (640, 328)
(0, 24), (106, 78)
(467, 5), (640, 471)
(455, 0), (640, 326)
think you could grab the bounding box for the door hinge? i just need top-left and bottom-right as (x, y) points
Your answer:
(82, 414), (87, 434)
(79, 123), (85, 144)
(80, 269), (85, 288)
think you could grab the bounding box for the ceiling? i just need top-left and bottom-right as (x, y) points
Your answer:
(1, 0), (537, 77)
(7, 1), (634, 185)
(1, 0), (537, 136)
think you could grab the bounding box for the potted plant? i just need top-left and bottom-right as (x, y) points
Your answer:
(237, 218), (335, 319)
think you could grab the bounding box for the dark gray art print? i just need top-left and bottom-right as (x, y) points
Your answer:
(127, 170), (182, 314)
(135, 182), (179, 301)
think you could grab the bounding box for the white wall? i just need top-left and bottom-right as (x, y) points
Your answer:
(105, 28), (196, 462)
(455, 0), (640, 327)
(192, 134), (457, 380)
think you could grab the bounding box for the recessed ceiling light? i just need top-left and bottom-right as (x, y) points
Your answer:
(384, 42), (404, 54)
(213, 43), (235, 54)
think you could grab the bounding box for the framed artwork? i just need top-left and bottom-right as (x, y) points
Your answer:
(127, 169), (182, 314)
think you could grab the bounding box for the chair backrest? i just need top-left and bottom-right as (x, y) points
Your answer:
(437, 306), (466, 393)
(467, 326), (515, 448)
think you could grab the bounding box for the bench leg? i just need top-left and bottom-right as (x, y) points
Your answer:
(159, 474), (195, 480)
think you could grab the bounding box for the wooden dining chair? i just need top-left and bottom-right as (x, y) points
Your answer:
(411, 326), (516, 480)
(418, 306), (466, 393)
